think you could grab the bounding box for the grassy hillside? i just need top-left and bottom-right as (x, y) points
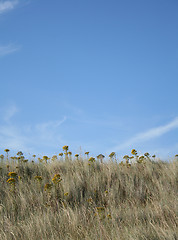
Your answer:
(0, 148), (177, 240)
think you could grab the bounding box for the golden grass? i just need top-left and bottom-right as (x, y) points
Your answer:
(0, 151), (177, 240)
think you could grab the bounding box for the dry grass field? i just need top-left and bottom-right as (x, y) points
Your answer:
(0, 147), (177, 240)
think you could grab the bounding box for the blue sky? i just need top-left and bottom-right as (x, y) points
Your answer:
(0, 0), (178, 159)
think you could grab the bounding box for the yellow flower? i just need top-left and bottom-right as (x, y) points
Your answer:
(64, 192), (69, 196)
(43, 156), (49, 163)
(97, 154), (105, 163)
(88, 157), (95, 162)
(7, 178), (16, 184)
(87, 198), (93, 203)
(97, 154), (105, 159)
(17, 151), (23, 156)
(34, 176), (43, 182)
(8, 172), (17, 178)
(18, 176), (22, 180)
(131, 149), (137, 155)
(54, 174), (61, 178)
(96, 207), (105, 212)
(59, 153), (63, 156)
(75, 154), (79, 157)
(109, 152), (115, 158)
(63, 145), (69, 151)
(144, 152), (150, 157)
(175, 154), (178, 157)
(107, 214), (112, 219)
(4, 149), (10, 153)
(105, 190), (108, 194)
(22, 159), (28, 163)
(51, 155), (58, 161)
(44, 183), (53, 191)
(52, 174), (62, 184)
(85, 152), (89, 155)
(38, 158), (43, 163)
(95, 207), (105, 220)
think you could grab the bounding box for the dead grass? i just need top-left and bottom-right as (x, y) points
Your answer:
(0, 155), (177, 240)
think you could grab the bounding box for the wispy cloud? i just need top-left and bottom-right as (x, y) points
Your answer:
(108, 117), (178, 152)
(0, 105), (67, 154)
(0, 0), (18, 14)
(0, 44), (20, 56)
(3, 104), (19, 122)
(35, 117), (67, 133)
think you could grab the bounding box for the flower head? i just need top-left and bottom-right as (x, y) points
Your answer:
(123, 155), (129, 160)
(63, 145), (69, 151)
(51, 155), (58, 161)
(34, 176), (43, 182)
(7, 178), (16, 184)
(109, 152), (115, 158)
(52, 174), (62, 184)
(87, 198), (93, 203)
(44, 183), (53, 191)
(96, 207), (105, 212)
(131, 149), (137, 155)
(97, 154), (105, 159)
(4, 149), (10, 153)
(22, 159), (28, 163)
(88, 157), (95, 163)
(144, 152), (150, 157)
(43, 156), (49, 163)
(8, 172), (17, 178)
(17, 151), (23, 156)
(38, 158), (43, 163)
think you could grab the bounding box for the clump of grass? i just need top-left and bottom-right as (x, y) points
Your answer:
(0, 147), (177, 240)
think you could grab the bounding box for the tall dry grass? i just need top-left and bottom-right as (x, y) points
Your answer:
(0, 152), (177, 240)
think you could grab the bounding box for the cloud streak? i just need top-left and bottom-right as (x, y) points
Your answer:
(0, 44), (20, 56)
(0, 105), (67, 154)
(3, 104), (19, 122)
(0, 0), (18, 14)
(109, 117), (178, 152)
